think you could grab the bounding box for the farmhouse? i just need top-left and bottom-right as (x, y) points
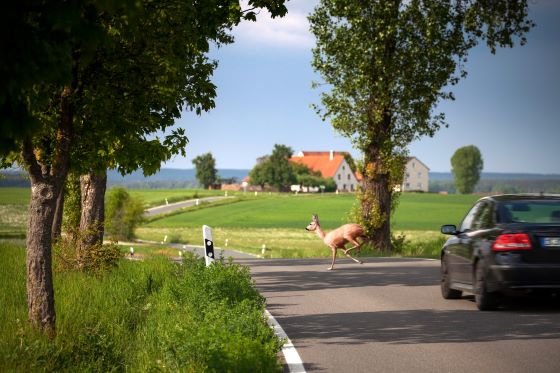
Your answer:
(401, 156), (430, 192)
(289, 151), (360, 192)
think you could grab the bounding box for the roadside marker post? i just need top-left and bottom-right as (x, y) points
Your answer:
(202, 225), (215, 266)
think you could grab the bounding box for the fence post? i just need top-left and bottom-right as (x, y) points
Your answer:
(202, 225), (215, 266)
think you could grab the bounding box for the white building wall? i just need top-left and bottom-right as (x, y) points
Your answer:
(333, 160), (359, 192)
(402, 157), (429, 192)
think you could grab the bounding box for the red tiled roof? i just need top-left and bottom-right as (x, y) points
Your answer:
(289, 153), (345, 178)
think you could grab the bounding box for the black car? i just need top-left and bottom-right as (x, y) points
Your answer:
(440, 194), (560, 310)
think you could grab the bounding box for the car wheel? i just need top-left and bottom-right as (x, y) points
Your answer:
(441, 255), (462, 299)
(474, 259), (500, 311)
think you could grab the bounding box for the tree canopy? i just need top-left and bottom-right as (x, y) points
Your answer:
(192, 152), (218, 189)
(451, 145), (484, 194)
(249, 144), (297, 191)
(309, 0), (533, 250)
(3, 0), (288, 336)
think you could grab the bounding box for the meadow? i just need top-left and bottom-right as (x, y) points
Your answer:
(0, 187), (479, 258)
(139, 191), (479, 259)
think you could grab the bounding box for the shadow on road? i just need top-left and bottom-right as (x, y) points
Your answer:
(278, 302), (560, 346)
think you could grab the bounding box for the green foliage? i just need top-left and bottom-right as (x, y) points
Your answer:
(135, 257), (282, 372)
(62, 173), (81, 233)
(192, 152), (218, 189)
(53, 232), (121, 273)
(0, 245), (282, 372)
(0, 0), (138, 155)
(451, 145), (484, 194)
(105, 187), (145, 241)
(296, 174), (337, 192)
(249, 144), (296, 191)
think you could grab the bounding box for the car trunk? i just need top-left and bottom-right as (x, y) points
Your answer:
(517, 225), (560, 263)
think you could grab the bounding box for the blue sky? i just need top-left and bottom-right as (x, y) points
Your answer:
(167, 0), (560, 174)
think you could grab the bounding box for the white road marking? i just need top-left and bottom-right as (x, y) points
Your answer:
(265, 309), (306, 373)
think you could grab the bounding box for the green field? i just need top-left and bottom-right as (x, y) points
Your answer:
(138, 192), (479, 259)
(0, 187), (480, 258)
(145, 192), (478, 230)
(0, 188), (30, 239)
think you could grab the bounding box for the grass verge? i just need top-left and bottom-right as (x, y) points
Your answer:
(0, 243), (283, 372)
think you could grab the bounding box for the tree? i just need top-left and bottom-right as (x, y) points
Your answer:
(309, 0), (533, 250)
(451, 145), (484, 194)
(192, 153), (218, 189)
(2, 0), (287, 336)
(248, 144), (296, 191)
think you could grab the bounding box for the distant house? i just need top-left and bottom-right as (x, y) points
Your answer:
(289, 151), (360, 192)
(402, 156), (430, 192)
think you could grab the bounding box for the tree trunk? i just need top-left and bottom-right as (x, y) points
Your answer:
(362, 172), (392, 251)
(21, 85), (73, 336)
(77, 170), (107, 265)
(51, 188), (64, 241)
(26, 179), (58, 337)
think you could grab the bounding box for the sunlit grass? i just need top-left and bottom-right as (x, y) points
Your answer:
(0, 243), (282, 371)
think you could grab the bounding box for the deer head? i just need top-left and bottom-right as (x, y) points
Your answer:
(306, 214), (320, 231)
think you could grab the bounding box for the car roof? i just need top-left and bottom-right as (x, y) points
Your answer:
(480, 194), (560, 203)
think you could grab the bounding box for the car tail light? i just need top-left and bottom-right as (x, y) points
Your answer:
(492, 233), (532, 251)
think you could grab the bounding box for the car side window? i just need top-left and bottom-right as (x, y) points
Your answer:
(472, 202), (494, 230)
(460, 203), (482, 232)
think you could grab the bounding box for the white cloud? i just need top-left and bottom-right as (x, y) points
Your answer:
(233, 1), (315, 49)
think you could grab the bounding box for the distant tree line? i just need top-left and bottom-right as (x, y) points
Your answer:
(248, 144), (337, 192)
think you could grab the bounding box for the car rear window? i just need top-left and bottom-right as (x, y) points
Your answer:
(497, 200), (560, 224)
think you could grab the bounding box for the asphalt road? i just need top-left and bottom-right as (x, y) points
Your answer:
(144, 196), (230, 217)
(238, 257), (560, 373)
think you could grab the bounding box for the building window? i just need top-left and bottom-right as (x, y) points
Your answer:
(343, 184), (346, 191)
(417, 182), (422, 188)
(406, 183), (410, 188)
(347, 174), (351, 180)
(418, 172), (422, 177)
(342, 166), (345, 171)
(412, 162), (415, 168)
(338, 174), (341, 180)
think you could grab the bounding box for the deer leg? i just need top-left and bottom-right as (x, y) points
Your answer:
(327, 247), (337, 270)
(343, 238), (362, 254)
(343, 250), (363, 264)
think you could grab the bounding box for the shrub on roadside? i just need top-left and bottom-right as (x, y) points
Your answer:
(105, 187), (145, 241)
(53, 229), (122, 273)
(0, 244), (282, 372)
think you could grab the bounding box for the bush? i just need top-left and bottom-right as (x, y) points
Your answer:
(0, 245), (283, 372)
(53, 230), (122, 273)
(134, 257), (283, 372)
(105, 187), (145, 241)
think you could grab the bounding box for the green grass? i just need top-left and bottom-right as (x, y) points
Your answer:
(138, 192), (480, 259)
(0, 187), (31, 205)
(128, 188), (232, 207)
(0, 188), (30, 238)
(0, 243), (282, 372)
(0, 187), (481, 259)
(145, 193), (479, 230)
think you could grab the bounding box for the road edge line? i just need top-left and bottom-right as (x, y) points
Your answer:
(265, 309), (306, 373)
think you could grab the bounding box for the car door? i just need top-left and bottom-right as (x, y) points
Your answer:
(456, 201), (495, 283)
(445, 202), (482, 284)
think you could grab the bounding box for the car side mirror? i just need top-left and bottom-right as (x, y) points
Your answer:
(441, 225), (458, 235)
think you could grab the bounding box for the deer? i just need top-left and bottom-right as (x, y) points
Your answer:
(305, 214), (365, 270)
